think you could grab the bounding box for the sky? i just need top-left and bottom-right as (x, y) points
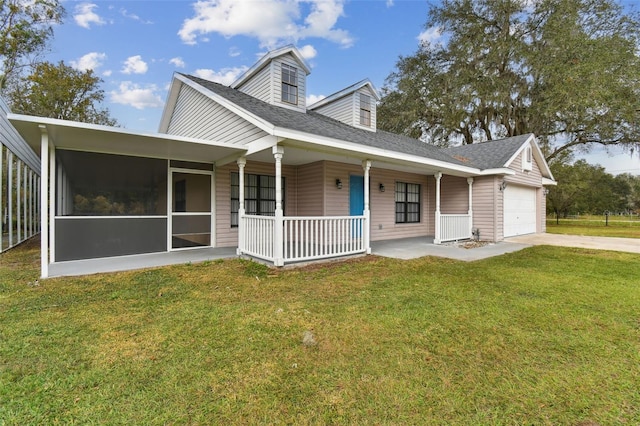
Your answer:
(45, 0), (640, 176)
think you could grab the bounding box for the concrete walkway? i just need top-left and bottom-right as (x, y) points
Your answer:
(371, 237), (531, 261)
(505, 233), (640, 254)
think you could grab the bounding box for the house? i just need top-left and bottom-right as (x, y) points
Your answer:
(6, 45), (555, 278)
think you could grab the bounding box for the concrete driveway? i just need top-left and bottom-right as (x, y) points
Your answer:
(505, 233), (640, 254)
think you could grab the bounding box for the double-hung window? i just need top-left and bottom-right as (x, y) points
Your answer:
(395, 182), (421, 223)
(359, 93), (371, 126)
(231, 172), (284, 227)
(281, 63), (298, 105)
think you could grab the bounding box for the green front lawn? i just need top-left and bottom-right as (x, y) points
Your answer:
(546, 216), (640, 238)
(1, 238), (639, 424)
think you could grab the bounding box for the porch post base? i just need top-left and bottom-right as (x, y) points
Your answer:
(434, 238), (441, 245)
(274, 258), (284, 267)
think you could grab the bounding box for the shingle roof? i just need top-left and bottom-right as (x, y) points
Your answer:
(181, 74), (528, 171)
(444, 134), (533, 169)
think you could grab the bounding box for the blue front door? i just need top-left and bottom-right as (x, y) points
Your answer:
(350, 175), (364, 237)
(349, 175), (364, 216)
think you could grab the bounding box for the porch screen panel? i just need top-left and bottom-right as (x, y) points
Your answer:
(55, 150), (168, 261)
(231, 172), (283, 227)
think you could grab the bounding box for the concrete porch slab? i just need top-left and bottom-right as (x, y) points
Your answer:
(371, 237), (531, 261)
(48, 247), (238, 278)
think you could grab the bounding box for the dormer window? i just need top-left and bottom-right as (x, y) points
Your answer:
(359, 93), (371, 126)
(281, 63), (298, 105)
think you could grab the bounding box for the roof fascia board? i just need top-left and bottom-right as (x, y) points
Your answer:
(245, 135), (281, 155)
(158, 73), (183, 133)
(503, 134), (554, 180)
(273, 126), (485, 175)
(175, 74), (276, 134)
(231, 45), (311, 89)
(477, 168), (517, 176)
(308, 79), (380, 110)
(542, 177), (557, 186)
(504, 134), (535, 167)
(8, 112), (246, 150)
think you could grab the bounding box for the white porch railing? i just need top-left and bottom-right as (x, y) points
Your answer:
(241, 215), (276, 262)
(239, 215), (367, 264)
(283, 216), (366, 262)
(440, 214), (472, 242)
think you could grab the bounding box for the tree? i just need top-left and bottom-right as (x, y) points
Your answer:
(7, 61), (118, 126)
(378, 0), (640, 162)
(547, 160), (633, 217)
(0, 0), (63, 89)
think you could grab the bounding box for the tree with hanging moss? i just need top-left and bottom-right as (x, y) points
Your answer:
(378, 0), (640, 162)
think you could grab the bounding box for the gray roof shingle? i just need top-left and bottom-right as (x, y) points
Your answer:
(182, 74), (528, 171)
(444, 134), (533, 169)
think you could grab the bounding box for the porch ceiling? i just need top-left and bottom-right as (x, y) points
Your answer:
(9, 114), (246, 164)
(247, 139), (478, 177)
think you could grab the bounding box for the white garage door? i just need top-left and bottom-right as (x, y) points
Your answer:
(504, 185), (537, 237)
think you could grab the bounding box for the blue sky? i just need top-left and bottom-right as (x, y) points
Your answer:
(47, 0), (640, 175)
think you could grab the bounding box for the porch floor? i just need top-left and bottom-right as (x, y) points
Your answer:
(45, 237), (531, 278)
(371, 237), (531, 261)
(48, 247), (238, 278)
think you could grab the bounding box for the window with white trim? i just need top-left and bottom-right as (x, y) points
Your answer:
(281, 63), (298, 105)
(395, 182), (421, 223)
(231, 172), (285, 227)
(359, 93), (371, 126)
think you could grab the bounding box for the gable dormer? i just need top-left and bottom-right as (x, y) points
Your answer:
(308, 79), (380, 132)
(230, 45), (311, 113)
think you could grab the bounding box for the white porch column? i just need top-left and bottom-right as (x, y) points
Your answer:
(434, 172), (442, 244)
(39, 126), (49, 278)
(362, 160), (371, 254)
(17, 160), (21, 243)
(467, 177), (474, 237)
(236, 157), (246, 256)
(273, 146), (284, 266)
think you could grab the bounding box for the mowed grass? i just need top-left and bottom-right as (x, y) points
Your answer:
(547, 215), (640, 238)
(1, 238), (639, 425)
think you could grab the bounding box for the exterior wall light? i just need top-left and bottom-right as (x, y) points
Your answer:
(336, 178), (342, 189)
(379, 183), (385, 192)
(499, 181), (508, 192)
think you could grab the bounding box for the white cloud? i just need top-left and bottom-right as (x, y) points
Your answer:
(386, 0), (394, 6)
(298, 44), (317, 60)
(121, 8), (153, 24)
(70, 52), (107, 71)
(417, 26), (443, 45)
(110, 82), (164, 109)
(103, 70), (113, 77)
(74, 3), (106, 29)
(306, 94), (325, 106)
(121, 55), (148, 74)
(193, 66), (249, 85)
(169, 57), (186, 68)
(178, 0), (353, 48)
(229, 46), (241, 57)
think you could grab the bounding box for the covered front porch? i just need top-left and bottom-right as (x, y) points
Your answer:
(236, 145), (477, 266)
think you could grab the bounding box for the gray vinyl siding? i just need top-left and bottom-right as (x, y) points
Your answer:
(272, 54), (306, 111)
(236, 63), (272, 103)
(472, 176), (499, 242)
(166, 84), (267, 145)
(312, 94), (354, 126)
(215, 160), (297, 248)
